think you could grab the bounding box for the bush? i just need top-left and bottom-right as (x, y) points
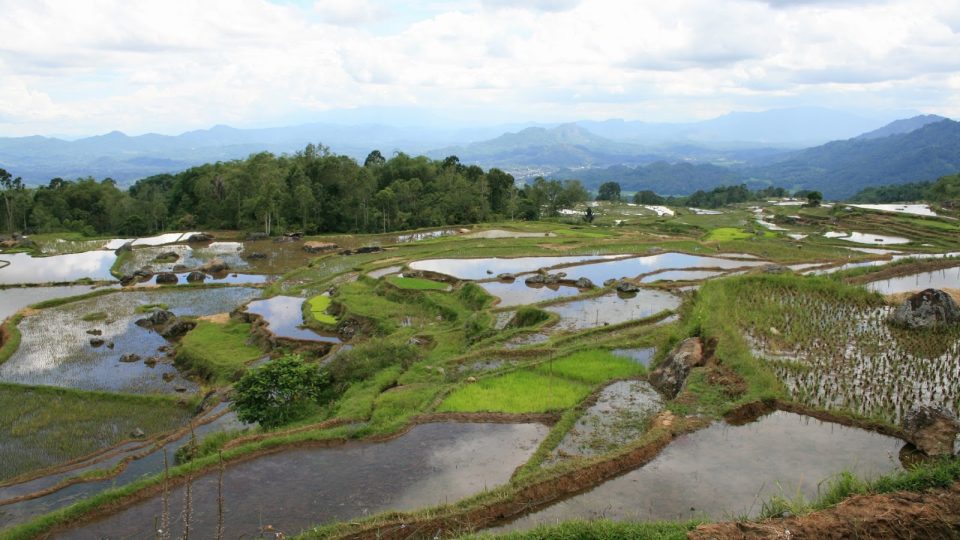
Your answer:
(233, 355), (328, 428)
(511, 306), (550, 328)
(327, 339), (420, 390)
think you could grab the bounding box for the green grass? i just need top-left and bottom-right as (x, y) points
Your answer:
(533, 349), (646, 384)
(464, 519), (696, 540)
(334, 366), (402, 420)
(438, 371), (591, 413)
(176, 320), (262, 383)
(134, 302), (169, 314)
(386, 276), (449, 290)
(703, 227), (756, 242)
(0, 382), (192, 481)
(306, 294), (337, 325)
(0, 314), (23, 366)
(80, 311), (108, 322)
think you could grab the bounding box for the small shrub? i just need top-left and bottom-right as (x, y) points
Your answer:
(511, 306), (550, 328)
(233, 355), (328, 428)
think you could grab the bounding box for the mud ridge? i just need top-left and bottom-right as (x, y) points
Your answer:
(690, 480), (960, 540)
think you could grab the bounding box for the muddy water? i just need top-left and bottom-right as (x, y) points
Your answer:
(0, 406), (250, 530)
(548, 290), (681, 331)
(56, 422), (549, 539)
(867, 266), (960, 294)
(244, 296), (341, 343)
(640, 269), (725, 283)
(0, 285), (108, 322)
(611, 348), (656, 367)
(560, 253), (764, 284)
(367, 265), (403, 279)
(550, 380), (662, 462)
(0, 288), (260, 393)
(408, 255), (621, 280)
(0, 252), (117, 285)
(481, 280), (583, 307)
(494, 411), (903, 532)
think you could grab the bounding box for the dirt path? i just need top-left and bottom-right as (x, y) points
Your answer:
(690, 481), (960, 539)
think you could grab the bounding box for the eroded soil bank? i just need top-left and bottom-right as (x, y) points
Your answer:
(690, 481), (960, 539)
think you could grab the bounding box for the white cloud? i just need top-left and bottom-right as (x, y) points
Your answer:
(0, 0), (957, 136)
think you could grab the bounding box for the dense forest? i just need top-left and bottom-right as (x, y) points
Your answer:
(0, 146), (589, 236)
(849, 173), (960, 205)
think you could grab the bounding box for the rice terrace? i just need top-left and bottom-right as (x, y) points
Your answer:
(2, 186), (960, 539)
(3, 1), (960, 538)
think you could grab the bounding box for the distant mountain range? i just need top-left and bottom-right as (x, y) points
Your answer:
(553, 117), (960, 198)
(1, 108), (957, 199)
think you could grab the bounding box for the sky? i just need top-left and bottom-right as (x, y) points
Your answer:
(0, 0), (958, 137)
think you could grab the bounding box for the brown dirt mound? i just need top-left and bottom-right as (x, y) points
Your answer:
(690, 481), (960, 539)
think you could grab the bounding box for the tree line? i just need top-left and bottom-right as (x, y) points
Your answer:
(0, 146), (590, 236)
(849, 173), (960, 206)
(594, 181), (791, 209)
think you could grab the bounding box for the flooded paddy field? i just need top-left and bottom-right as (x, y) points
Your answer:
(481, 280), (583, 307)
(55, 422), (548, 539)
(0, 384), (193, 484)
(408, 255), (621, 280)
(494, 411), (903, 532)
(548, 290), (682, 331)
(0, 404), (249, 529)
(0, 285), (108, 322)
(735, 280), (960, 423)
(867, 266), (960, 294)
(0, 287), (260, 393)
(549, 380), (663, 463)
(244, 295), (341, 342)
(0, 251), (117, 285)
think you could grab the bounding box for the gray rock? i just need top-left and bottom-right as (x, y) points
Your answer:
(160, 319), (196, 338)
(603, 278), (617, 287)
(186, 233), (214, 243)
(244, 252), (268, 260)
(649, 337), (705, 398)
(114, 241), (134, 254)
(524, 274), (546, 285)
(154, 251), (179, 262)
(185, 271), (206, 283)
(130, 427), (145, 438)
(155, 272), (178, 284)
(903, 405), (960, 457)
(497, 273), (516, 282)
(86, 329), (103, 336)
(199, 257), (229, 274)
(575, 277), (595, 289)
(761, 264), (790, 274)
(616, 280), (639, 294)
(889, 289), (960, 330)
(136, 309), (175, 327)
(119, 353), (141, 363)
(89, 338), (105, 347)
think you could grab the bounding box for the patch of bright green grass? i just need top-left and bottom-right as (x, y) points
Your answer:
(704, 227), (753, 242)
(335, 366), (402, 420)
(534, 349), (645, 384)
(307, 294), (337, 325)
(176, 320), (261, 383)
(80, 311), (108, 322)
(386, 276), (448, 290)
(438, 371), (591, 413)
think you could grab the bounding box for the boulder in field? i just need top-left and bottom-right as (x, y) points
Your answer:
(155, 272), (178, 285)
(649, 337), (705, 398)
(889, 289), (960, 330)
(303, 241), (339, 254)
(903, 405), (960, 457)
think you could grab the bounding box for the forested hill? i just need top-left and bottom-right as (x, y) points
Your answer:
(552, 162), (753, 196)
(0, 147), (589, 237)
(747, 119), (960, 198)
